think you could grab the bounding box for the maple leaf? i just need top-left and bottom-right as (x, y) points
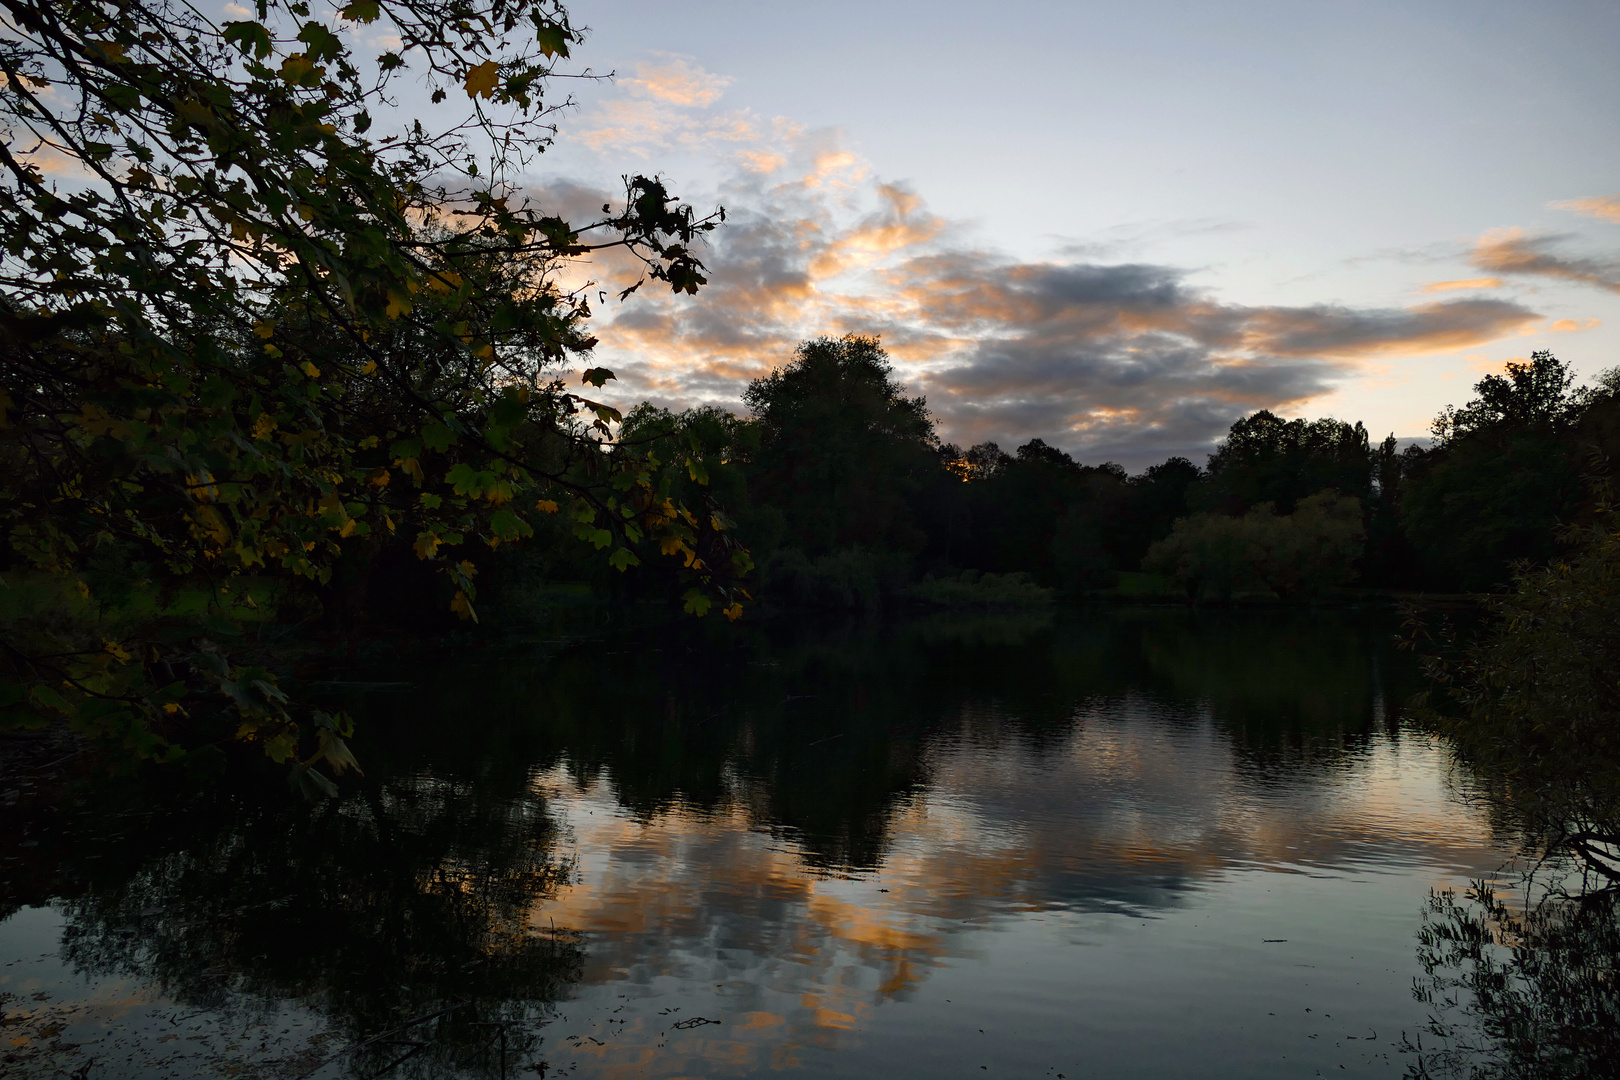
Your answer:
(463, 60), (500, 99)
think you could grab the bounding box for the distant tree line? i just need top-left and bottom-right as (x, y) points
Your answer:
(540, 336), (1619, 609)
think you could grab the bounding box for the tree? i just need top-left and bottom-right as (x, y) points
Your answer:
(1116, 455), (1201, 569)
(1142, 490), (1364, 602)
(1201, 410), (1372, 515)
(1407, 508), (1620, 884)
(0, 0), (744, 782)
(1402, 352), (1588, 590)
(743, 335), (940, 556)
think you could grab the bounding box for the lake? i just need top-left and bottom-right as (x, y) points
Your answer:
(0, 606), (1524, 1078)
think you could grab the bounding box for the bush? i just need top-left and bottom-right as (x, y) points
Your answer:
(759, 548), (914, 611)
(1142, 490), (1364, 601)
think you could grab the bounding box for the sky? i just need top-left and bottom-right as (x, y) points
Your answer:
(495, 0), (1620, 469)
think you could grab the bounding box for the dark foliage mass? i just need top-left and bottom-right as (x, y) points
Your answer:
(1, 0), (1615, 792)
(604, 341), (1618, 611)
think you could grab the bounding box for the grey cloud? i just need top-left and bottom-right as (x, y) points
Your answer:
(1245, 298), (1539, 357)
(1471, 230), (1620, 294)
(903, 257), (1537, 468)
(561, 178), (1542, 470)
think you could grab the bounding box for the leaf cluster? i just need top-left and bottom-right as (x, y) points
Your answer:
(0, 0), (742, 781)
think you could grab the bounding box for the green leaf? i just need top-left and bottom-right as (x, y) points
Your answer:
(340, 0), (381, 22)
(1, 710), (50, 732)
(489, 507), (534, 541)
(535, 22), (570, 58)
(222, 21), (274, 59)
(608, 547), (640, 571)
(446, 461), (479, 495)
(682, 589), (712, 617)
(421, 422), (455, 452)
(29, 685), (68, 713)
(581, 367), (616, 388)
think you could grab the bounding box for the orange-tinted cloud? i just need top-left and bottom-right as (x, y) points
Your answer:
(1419, 277), (1501, 293)
(1471, 227), (1620, 294)
(623, 54), (733, 107)
(1551, 194), (1620, 224)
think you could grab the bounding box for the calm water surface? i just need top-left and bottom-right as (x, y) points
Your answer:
(0, 607), (1520, 1078)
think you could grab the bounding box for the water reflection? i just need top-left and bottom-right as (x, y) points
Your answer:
(1407, 883), (1620, 1079)
(0, 608), (1524, 1078)
(1, 749), (579, 1075)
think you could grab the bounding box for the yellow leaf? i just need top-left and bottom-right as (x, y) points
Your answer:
(722, 602), (744, 622)
(535, 499), (559, 514)
(367, 467), (391, 487)
(459, 559), (478, 577)
(302, 361), (321, 378)
(76, 579), (91, 600)
(463, 60), (500, 99)
(385, 291), (412, 318)
(414, 532), (441, 560)
(252, 320), (275, 339)
(361, 360), (377, 375)
(450, 589), (478, 622)
(338, 518), (357, 538)
(104, 640), (131, 662)
(251, 413), (277, 440)
(426, 270), (463, 294)
(280, 53), (316, 84)
(402, 457), (424, 482)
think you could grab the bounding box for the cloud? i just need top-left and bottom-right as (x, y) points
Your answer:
(570, 55), (756, 156)
(534, 63), (1551, 468)
(1419, 277), (1501, 293)
(622, 54), (733, 107)
(887, 261), (1536, 463)
(580, 184), (1539, 467)
(1551, 195), (1620, 224)
(1471, 227), (1620, 294)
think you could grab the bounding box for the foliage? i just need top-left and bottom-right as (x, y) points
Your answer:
(1402, 352), (1592, 590)
(743, 335), (938, 556)
(759, 546), (914, 611)
(1405, 508), (1620, 883)
(0, 0), (744, 779)
(1430, 350), (1587, 446)
(938, 438), (1134, 584)
(1142, 490), (1365, 602)
(1199, 410), (1372, 515)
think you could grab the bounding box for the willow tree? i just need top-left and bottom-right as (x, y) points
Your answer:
(0, 0), (748, 787)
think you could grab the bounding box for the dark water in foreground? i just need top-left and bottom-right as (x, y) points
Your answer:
(0, 607), (1523, 1079)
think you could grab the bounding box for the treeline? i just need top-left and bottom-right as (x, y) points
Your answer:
(524, 336), (1620, 608)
